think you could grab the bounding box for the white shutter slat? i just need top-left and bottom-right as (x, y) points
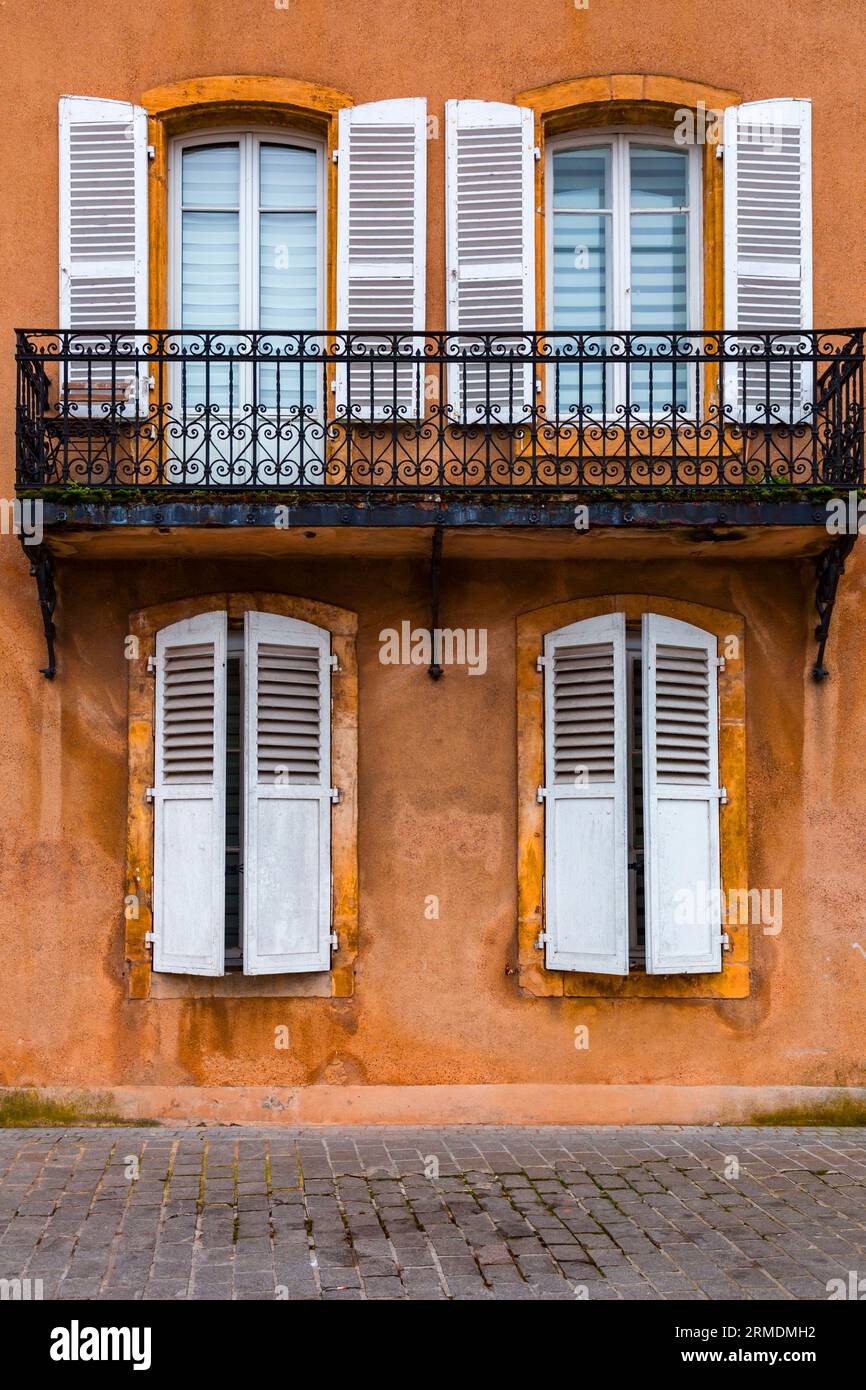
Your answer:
(152, 612), (226, 976)
(243, 612), (332, 975)
(642, 614), (722, 976)
(336, 99), (427, 419)
(542, 613), (629, 976)
(723, 98), (812, 422)
(446, 100), (535, 422)
(59, 97), (149, 417)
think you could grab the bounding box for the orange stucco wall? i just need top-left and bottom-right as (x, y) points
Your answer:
(1, 1), (865, 1121)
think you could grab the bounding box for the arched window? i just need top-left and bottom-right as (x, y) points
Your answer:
(168, 128), (326, 407)
(544, 128), (702, 412)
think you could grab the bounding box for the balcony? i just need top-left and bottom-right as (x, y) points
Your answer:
(16, 328), (863, 501)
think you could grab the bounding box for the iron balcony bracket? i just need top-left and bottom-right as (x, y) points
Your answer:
(813, 534), (857, 681)
(428, 522), (444, 681)
(21, 539), (57, 679)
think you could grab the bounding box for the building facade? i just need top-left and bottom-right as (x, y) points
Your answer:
(2, 0), (865, 1124)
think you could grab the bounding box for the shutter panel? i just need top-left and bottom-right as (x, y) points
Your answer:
(445, 100), (535, 421)
(243, 612), (332, 975)
(542, 613), (628, 975)
(723, 98), (812, 421)
(642, 614), (722, 975)
(335, 98), (427, 419)
(58, 96), (149, 416)
(152, 611), (226, 976)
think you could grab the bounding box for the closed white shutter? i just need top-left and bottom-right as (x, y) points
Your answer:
(152, 611), (226, 976)
(445, 100), (535, 421)
(243, 612), (332, 974)
(58, 96), (149, 416)
(642, 614), (722, 975)
(335, 98), (427, 419)
(541, 613), (629, 975)
(723, 98), (812, 421)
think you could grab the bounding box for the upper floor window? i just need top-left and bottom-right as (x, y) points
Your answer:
(169, 129), (326, 406)
(545, 130), (701, 412)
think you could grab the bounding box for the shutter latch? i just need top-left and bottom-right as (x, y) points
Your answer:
(145, 787), (155, 803)
(536, 786), (547, 804)
(535, 931), (548, 950)
(329, 787), (341, 803)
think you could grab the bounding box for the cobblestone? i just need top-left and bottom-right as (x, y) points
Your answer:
(0, 1125), (863, 1300)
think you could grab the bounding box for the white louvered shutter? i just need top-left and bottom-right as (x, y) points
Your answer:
(152, 612), (227, 976)
(335, 98), (427, 419)
(723, 98), (812, 421)
(541, 614), (628, 975)
(58, 96), (149, 416)
(445, 100), (535, 421)
(243, 612), (332, 974)
(642, 615), (722, 975)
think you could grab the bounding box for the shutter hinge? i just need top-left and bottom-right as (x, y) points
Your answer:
(535, 931), (548, 950)
(147, 144), (155, 160)
(145, 787), (155, 802)
(329, 931), (339, 951)
(147, 655), (157, 673)
(536, 654), (549, 672)
(720, 786), (728, 806)
(536, 786), (547, 803)
(328, 654), (340, 671)
(715, 143), (724, 160)
(329, 787), (341, 803)
(719, 931), (731, 951)
(331, 149), (339, 163)
(144, 931), (155, 945)
(716, 655), (726, 671)
(533, 145), (541, 161)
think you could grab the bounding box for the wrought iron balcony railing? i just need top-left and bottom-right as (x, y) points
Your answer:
(15, 329), (864, 493)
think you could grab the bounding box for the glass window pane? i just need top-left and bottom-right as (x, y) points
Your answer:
(182, 211), (240, 329)
(182, 144), (240, 207)
(260, 143), (317, 209)
(181, 209), (240, 409)
(259, 211), (318, 410)
(629, 212), (689, 411)
(629, 147), (688, 209)
(552, 213), (609, 414)
(552, 214), (609, 329)
(259, 212), (318, 327)
(552, 146), (611, 210)
(630, 213), (688, 330)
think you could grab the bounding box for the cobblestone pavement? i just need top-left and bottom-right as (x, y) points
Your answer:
(0, 1126), (864, 1301)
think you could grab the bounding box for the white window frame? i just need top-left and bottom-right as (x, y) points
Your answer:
(544, 127), (703, 417)
(168, 126), (327, 413)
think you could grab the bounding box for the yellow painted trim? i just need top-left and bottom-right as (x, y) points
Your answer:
(516, 594), (748, 999)
(126, 592), (359, 1000)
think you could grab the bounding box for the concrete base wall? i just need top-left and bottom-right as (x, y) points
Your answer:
(8, 1084), (866, 1127)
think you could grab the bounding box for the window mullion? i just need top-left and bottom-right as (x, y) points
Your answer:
(241, 132), (255, 406)
(614, 133), (631, 409)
